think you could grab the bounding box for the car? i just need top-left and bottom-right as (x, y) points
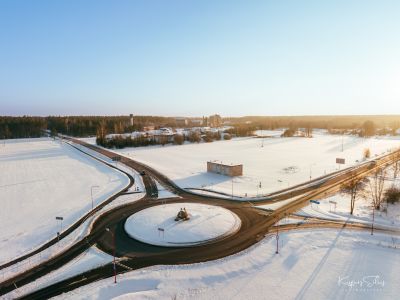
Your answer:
(140, 170), (146, 176)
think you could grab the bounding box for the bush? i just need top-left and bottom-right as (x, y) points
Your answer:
(281, 129), (295, 137)
(223, 133), (232, 140)
(203, 132), (214, 143)
(187, 132), (201, 143)
(364, 148), (371, 159)
(173, 134), (184, 145)
(385, 187), (400, 204)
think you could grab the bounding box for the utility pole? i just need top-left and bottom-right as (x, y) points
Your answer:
(106, 227), (117, 284)
(276, 218), (279, 254)
(231, 178), (234, 199)
(341, 131), (344, 152)
(371, 205), (375, 235)
(55, 216), (63, 241)
(261, 126), (264, 148)
(91, 185), (100, 212)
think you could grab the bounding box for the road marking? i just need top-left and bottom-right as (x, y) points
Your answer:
(116, 261), (133, 271)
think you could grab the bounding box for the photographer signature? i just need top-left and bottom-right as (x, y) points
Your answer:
(338, 275), (385, 289)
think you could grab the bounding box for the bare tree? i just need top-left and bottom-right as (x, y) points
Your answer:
(305, 124), (313, 138)
(368, 168), (387, 210)
(341, 172), (367, 215)
(363, 148), (371, 159)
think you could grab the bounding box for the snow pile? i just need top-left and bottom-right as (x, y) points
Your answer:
(124, 203), (241, 247)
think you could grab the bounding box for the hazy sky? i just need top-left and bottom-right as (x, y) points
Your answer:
(1, 0), (400, 116)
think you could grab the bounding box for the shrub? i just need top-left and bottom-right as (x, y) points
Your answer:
(187, 132), (201, 143)
(363, 148), (371, 159)
(173, 134), (184, 145)
(203, 132), (214, 143)
(281, 129), (295, 137)
(385, 187), (400, 204)
(223, 133), (232, 140)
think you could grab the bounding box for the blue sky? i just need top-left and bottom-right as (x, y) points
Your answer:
(1, 0), (400, 116)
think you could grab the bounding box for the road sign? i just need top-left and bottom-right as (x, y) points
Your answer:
(310, 200), (320, 205)
(336, 158), (345, 164)
(329, 201), (337, 205)
(55, 216), (63, 220)
(158, 227), (165, 239)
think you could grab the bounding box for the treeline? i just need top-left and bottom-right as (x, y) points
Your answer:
(1, 115), (400, 140)
(0, 116), (176, 139)
(228, 115), (400, 133)
(47, 116), (176, 137)
(0, 117), (47, 139)
(97, 131), (232, 149)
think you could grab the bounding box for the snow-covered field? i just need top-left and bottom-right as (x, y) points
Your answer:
(54, 229), (400, 300)
(111, 132), (400, 197)
(0, 138), (129, 264)
(124, 203), (240, 247)
(297, 192), (400, 229)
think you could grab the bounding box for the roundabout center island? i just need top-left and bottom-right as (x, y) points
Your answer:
(124, 203), (241, 247)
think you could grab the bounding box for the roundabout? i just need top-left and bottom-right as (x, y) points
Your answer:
(124, 203), (241, 247)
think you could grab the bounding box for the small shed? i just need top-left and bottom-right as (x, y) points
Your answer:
(207, 161), (243, 177)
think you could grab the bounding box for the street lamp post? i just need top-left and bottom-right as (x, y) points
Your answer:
(371, 205), (375, 235)
(276, 218), (279, 254)
(341, 132), (344, 152)
(106, 227), (117, 284)
(309, 163), (316, 181)
(231, 178), (234, 199)
(91, 185), (100, 211)
(55, 216), (63, 242)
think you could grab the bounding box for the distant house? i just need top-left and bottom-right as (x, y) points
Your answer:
(143, 126), (155, 131)
(150, 128), (175, 143)
(208, 114), (222, 127)
(207, 161), (243, 177)
(190, 119), (203, 126)
(176, 117), (188, 127)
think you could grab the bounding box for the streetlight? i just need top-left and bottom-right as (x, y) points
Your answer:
(371, 204), (375, 235)
(275, 218), (279, 254)
(256, 181), (262, 197)
(105, 227), (117, 284)
(91, 185), (100, 211)
(341, 131), (344, 152)
(309, 163), (316, 181)
(55, 216), (63, 241)
(231, 178), (234, 199)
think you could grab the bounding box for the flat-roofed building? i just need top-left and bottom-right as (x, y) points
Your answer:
(207, 161), (243, 177)
(176, 117), (188, 127)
